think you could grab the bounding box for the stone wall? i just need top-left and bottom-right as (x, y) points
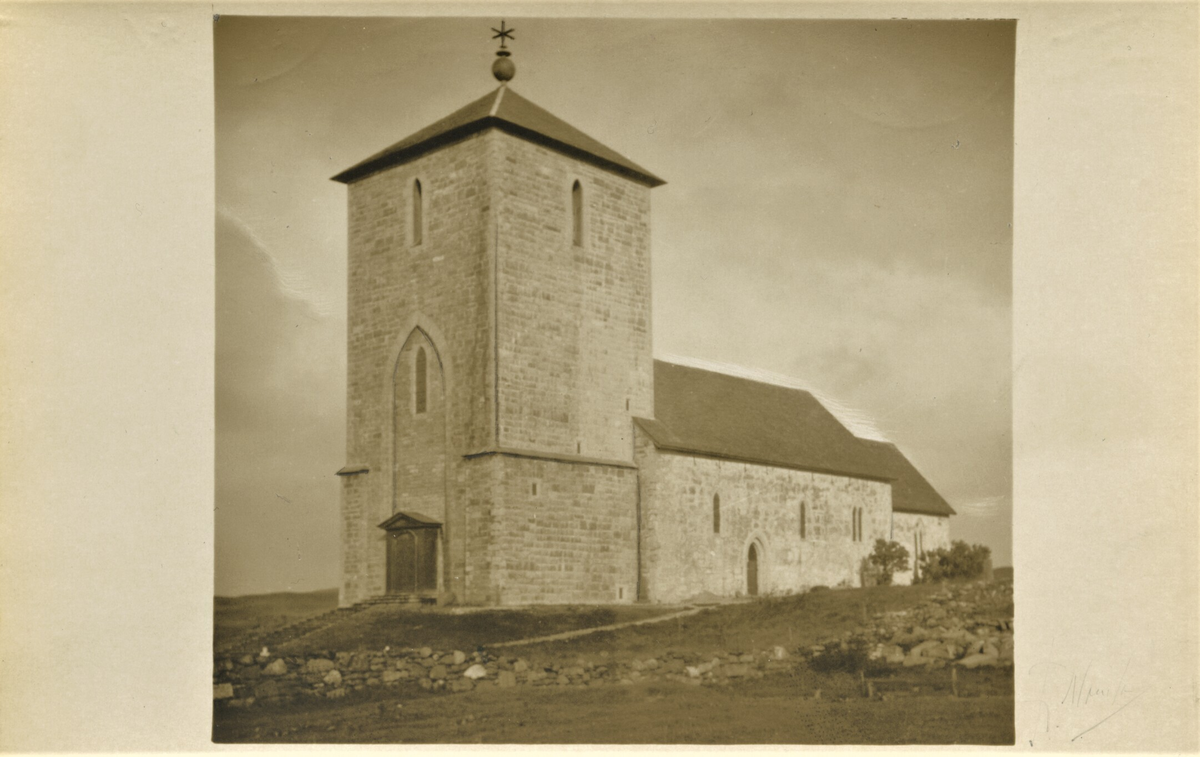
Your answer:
(341, 126), (656, 607)
(635, 430), (893, 603)
(341, 132), (495, 606)
(392, 330), (446, 523)
(890, 511), (951, 586)
(493, 133), (654, 463)
(214, 581), (1012, 709)
(466, 453), (639, 604)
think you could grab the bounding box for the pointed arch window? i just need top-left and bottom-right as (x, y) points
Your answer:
(571, 180), (583, 247)
(800, 502), (807, 540)
(412, 179), (424, 246)
(414, 346), (427, 414)
(712, 493), (721, 534)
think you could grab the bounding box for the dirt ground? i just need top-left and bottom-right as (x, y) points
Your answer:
(213, 580), (1014, 744)
(213, 667), (1013, 744)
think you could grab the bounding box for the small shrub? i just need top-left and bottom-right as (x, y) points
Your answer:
(867, 539), (910, 586)
(809, 640), (869, 673)
(917, 540), (991, 583)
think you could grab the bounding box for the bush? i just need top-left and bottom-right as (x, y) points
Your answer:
(808, 638), (890, 677)
(808, 639), (868, 673)
(917, 540), (991, 582)
(867, 539), (909, 586)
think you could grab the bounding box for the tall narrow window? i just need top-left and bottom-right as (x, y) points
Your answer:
(414, 347), (427, 414)
(712, 494), (721, 534)
(858, 509), (864, 542)
(914, 532), (921, 580)
(800, 503), (806, 540)
(571, 180), (583, 247)
(412, 179), (423, 246)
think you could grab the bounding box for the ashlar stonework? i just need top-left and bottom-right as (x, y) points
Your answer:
(332, 83), (955, 607)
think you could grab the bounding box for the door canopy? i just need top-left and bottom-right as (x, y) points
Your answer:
(378, 511), (442, 531)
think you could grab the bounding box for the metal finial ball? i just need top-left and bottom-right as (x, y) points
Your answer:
(492, 53), (515, 82)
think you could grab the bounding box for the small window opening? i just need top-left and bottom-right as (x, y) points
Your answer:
(712, 494), (721, 534)
(625, 398), (630, 411)
(618, 587), (624, 600)
(412, 179), (423, 246)
(531, 482), (539, 497)
(800, 503), (807, 540)
(414, 346), (427, 414)
(577, 441), (582, 454)
(571, 180), (583, 247)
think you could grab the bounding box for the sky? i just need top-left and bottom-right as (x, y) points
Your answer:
(215, 16), (1014, 597)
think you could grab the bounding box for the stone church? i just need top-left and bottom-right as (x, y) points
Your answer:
(332, 46), (954, 608)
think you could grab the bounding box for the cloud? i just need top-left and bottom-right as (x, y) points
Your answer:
(215, 209), (344, 596)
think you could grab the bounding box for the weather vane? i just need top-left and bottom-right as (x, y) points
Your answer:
(490, 20), (516, 82)
(491, 20), (515, 50)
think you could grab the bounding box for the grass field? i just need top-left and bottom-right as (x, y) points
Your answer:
(278, 603), (684, 654)
(509, 581), (993, 663)
(213, 581), (1013, 744)
(214, 589), (339, 649)
(213, 667), (1013, 744)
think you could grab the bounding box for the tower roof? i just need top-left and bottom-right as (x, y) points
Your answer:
(332, 86), (666, 187)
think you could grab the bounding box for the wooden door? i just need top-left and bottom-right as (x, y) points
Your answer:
(747, 544), (759, 596)
(387, 529), (438, 594)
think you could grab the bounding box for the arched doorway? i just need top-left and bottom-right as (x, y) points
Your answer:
(747, 543), (759, 597)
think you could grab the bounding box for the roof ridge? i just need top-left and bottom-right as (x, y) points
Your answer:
(332, 85), (664, 186)
(653, 358), (817, 397)
(489, 85), (506, 116)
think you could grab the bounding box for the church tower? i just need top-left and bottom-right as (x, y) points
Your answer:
(333, 28), (665, 606)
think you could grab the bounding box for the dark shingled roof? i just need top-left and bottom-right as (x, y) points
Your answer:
(637, 361), (955, 517)
(332, 86), (665, 187)
(857, 440), (956, 517)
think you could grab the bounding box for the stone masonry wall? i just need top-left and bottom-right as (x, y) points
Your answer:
(472, 454), (639, 605)
(890, 511), (951, 586)
(392, 330), (447, 523)
(341, 132), (495, 606)
(494, 133), (654, 463)
(636, 430), (892, 603)
(342, 128), (657, 607)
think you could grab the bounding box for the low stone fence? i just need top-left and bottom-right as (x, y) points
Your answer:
(213, 645), (792, 708)
(213, 580), (1013, 708)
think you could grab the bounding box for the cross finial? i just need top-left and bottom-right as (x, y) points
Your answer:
(490, 21), (516, 82)
(491, 20), (515, 51)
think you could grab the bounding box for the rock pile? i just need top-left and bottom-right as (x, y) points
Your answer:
(803, 580), (1014, 671)
(213, 580), (1012, 708)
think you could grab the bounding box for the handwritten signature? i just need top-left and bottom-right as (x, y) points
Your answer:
(1026, 657), (1143, 743)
